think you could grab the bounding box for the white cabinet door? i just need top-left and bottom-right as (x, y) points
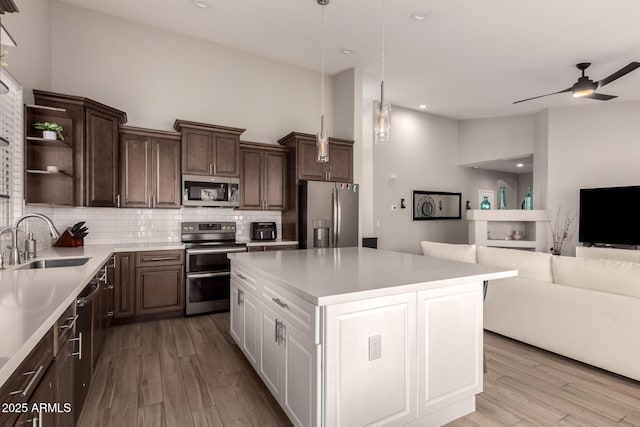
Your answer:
(417, 282), (483, 417)
(230, 281), (244, 346)
(324, 293), (417, 427)
(282, 322), (319, 427)
(260, 304), (284, 401)
(243, 290), (261, 368)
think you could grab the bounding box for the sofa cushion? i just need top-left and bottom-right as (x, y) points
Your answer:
(552, 255), (640, 298)
(477, 246), (553, 283)
(420, 241), (477, 264)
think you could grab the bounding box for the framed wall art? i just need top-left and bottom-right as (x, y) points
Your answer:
(413, 191), (462, 220)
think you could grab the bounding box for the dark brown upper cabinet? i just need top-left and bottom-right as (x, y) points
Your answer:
(119, 126), (181, 209)
(174, 120), (245, 177)
(278, 132), (354, 183)
(239, 142), (287, 211)
(277, 132), (354, 240)
(33, 90), (127, 207)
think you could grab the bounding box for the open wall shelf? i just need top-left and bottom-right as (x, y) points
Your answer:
(24, 104), (75, 206)
(467, 209), (549, 252)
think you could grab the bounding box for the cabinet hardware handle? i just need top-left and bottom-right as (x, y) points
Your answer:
(209, 164), (213, 175)
(59, 314), (78, 330)
(9, 365), (44, 397)
(328, 170), (331, 181)
(237, 289), (243, 306)
(107, 285), (115, 290)
(148, 256), (176, 261)
(116, 194), (121, 208)
(275, 319), (279, 343)
(237, 273), (247, 280)
(107, 311), (114, 318)
(152, 196), (156, 208)
(214, 163), (217, 175)
(272, 298), (288, 309)
(280, 323), (286, 345)
(70, 332), (83, 360)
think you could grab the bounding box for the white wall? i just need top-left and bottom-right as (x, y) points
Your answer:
(50, 1), (333, 141)
(546, 101), (640, 255)
(533, 109), (549, 210)
(1, 0), (52, 103)
(458, 114), (535, 165)
(373, 106), (462, 253)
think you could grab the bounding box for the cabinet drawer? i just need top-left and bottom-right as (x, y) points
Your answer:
(55, 304), (77, 356)
(231, 264), (259, 294)
(265, 244), (298, 251)
(261, 278), (317, 340)
(136, 250), (185, 267)
(0, 328), (54, 426)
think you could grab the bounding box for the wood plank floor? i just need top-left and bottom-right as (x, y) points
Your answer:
(79, 314), (640, 426)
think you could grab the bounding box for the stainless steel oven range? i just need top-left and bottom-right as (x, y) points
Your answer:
(182, 221), (247, 315)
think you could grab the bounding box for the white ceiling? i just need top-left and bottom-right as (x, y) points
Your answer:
(466, 155), (534, 175)
(60, 0), (640, 120)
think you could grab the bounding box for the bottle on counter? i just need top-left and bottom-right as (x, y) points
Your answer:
(26, 233), (37, 259)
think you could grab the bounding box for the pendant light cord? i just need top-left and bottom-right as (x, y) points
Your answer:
(320, 5), (325, 129)
(381, 0), (385, 84)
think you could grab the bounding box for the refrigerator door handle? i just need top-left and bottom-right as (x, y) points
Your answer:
(336, 189), (342, 247)
(332, 188), (338, 247)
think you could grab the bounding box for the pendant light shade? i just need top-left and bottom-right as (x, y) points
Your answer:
(316, 0), (329, 162)
(373, 0), (390, 144)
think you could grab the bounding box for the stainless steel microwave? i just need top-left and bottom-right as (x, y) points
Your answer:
(182, 175), (240, 207)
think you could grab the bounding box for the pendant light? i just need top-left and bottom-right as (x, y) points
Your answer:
(316, 0), (329, 162)
(373, 0), (390, 144)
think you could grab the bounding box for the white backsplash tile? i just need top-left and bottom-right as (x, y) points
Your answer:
(22, 206), (281, 249)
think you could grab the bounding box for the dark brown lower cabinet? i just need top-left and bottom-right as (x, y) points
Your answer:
(135, 265), (185, 316)
(55, 335), (75, 427)
(13, 365), (56, 427)
(247, 244), (298, 252)
(114, 253), (136, 319)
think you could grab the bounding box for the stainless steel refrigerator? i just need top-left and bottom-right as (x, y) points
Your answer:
(299, 180), (359, 249)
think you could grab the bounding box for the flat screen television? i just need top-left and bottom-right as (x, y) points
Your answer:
(579, 186), (640, 246)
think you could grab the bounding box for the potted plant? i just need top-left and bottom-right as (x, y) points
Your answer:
(33, 122), (64, 141)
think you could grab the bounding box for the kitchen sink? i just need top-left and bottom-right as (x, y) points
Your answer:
(18, 257), (91, 270)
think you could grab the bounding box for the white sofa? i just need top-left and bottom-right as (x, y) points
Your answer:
(420, 241), (640, 381)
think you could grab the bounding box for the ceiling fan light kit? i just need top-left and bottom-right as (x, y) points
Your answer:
(513, 61), (640, 104)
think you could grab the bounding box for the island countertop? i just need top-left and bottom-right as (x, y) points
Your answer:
(229, 247), (517, 306)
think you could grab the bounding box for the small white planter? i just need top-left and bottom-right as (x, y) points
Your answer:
(42, 130), (57, 140)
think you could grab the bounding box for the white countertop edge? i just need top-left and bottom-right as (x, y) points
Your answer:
(243, 240), (298, 247)
(231, 256), (517, 306)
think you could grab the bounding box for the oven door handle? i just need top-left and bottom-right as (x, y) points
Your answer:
(187, 272), (231, 279)
(187, 247), (247, 255)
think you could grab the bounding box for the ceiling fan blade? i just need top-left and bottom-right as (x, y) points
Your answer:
(513, 88), (572, 104)
(597, 62), (640, 88)
(585, 93), (617, 101)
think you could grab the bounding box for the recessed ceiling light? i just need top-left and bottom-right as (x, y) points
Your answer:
(340, 48), (355, 55)
(516, 163), (524, 168)
(192, 0), (212, 9)
(419, 104), (427, 109)
(411, 11), (430, 21)
(473, 166), (479, 169)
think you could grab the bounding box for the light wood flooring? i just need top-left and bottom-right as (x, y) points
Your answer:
(79, 314), (640, 427)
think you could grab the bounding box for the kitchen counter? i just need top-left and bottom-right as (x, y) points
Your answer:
(229, 247), (516, 306)
(0, 242), (185, 387)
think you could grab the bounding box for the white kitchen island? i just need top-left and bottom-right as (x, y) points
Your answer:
(228, 247), (517, 427)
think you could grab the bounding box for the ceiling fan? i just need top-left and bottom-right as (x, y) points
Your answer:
(513, 62), (640, 104)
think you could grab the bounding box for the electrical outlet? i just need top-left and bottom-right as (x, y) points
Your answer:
(369, 335), (382, 361)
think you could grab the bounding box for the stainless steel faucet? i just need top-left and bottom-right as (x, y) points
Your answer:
(7, 213), (61, 266)
(0, 226), (14, 269)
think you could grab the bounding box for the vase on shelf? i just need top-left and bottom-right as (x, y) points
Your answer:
(480, 196), (491, 210)
(499, 186), (507, 210)
(524, 187), (533, 210)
